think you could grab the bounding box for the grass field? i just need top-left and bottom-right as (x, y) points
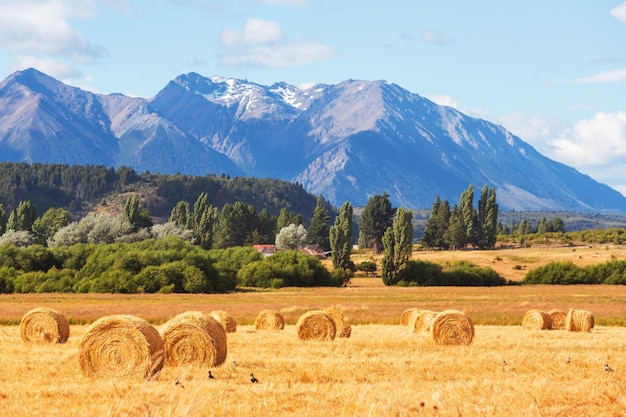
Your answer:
(2, 244), (626, 416)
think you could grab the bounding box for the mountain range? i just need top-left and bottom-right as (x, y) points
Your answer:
(1, 68), (625, 213)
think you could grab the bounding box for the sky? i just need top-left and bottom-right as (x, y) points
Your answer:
(0, 0), (625, 195)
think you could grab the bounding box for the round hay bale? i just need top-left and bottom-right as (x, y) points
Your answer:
(254, 310), (285, 330)
(400, 308), (420, 326)
(430, 310), (474, 346)
(548, 309), (567, 330)
(408, 310), (438, 333)
(522, 309), (552, 330)
(324, 307), (352, 338)
(79, 315), (164, 379)
(296, 311), (336, 341)
(20, 307), (70, 344)
(209, 310), (237, 333)
(566, 308), (594, 332)
(161, 311), (227, 368)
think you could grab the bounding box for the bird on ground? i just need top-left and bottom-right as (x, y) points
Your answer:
(605, 364), (615, 373)
(232, 360), (238, 368)
(175, 379), (185, 388)
(208, 371), (215, 379)
(502, 360), (507, 371)
(250, 373), (259, 383)
(566, 357), (571, 363)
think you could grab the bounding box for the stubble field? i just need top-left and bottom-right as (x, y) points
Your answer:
(2, 244), (626, 416)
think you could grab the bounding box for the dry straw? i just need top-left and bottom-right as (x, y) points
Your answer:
(430, 310), (475, 346)
(522, 309), (552, 330)
(548, 309), (567, 330)
(161, 311), (227, 368)
(19, 307), (70, 344)
(324, 307), (352, 338)
(566, 308), (594, 332)
(209, 310), (237, 333)
(296, 311), (336, 341)
(400, 308), (420, 326)
(254, 310), (285, 330)
(78, 315), (164, 379)
(408, 310), (438, 333)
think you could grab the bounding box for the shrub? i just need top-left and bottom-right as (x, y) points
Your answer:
(523, 261), (591, 284)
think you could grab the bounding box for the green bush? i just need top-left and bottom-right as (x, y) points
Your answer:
(523, 261), (591, 284)
(392, 259), (505, 286)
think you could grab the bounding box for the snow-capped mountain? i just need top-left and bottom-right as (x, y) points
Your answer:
(1, 68), (625, 212)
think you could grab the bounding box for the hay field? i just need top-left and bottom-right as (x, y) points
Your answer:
(1, 323), (626, 416)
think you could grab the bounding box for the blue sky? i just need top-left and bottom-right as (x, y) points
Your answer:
(1, 0), (625, 195)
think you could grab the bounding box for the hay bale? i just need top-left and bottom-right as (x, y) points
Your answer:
(400, 308), (420, 326)
(254, 310), (285, 330)
(209, 310), (237, 333)
(408, 310), (438, 333)
(79, 315), (164, 379)
(566, 308), (594, 332)
(430, 310), (474, 346)
(548, 309), (567, 330)
(161, 311), (227, 368)
(20, 307), (70, 344)
(522, 309), (552, 330)
(296, 311), (336, 341)
(324, 307), (352, 338)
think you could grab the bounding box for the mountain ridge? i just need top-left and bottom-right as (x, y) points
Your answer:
(1, 68), (625, 213)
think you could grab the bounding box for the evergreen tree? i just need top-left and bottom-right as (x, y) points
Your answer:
(443, 204), (466, 249)
(257, 208), (276, 244)
(123, 195), (153, 232)
(549, 217), (565, 233)
(359, 193), (396, 254)
(214, 202), (259, 248)
(308, 196), (331, 250)
(381, 208), (413, 285)
(169, 201), (192, 229)
(275, 208), (302, 232)
(421, 196), (451, 249)
(329, 201), (353, 270)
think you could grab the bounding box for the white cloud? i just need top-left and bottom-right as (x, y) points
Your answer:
(571, 67), (626, 83)
(9, 55), (83, 79)
(219, 18), (283, 46)
(221, 39), (334, 67)
(427, 94), (488, 119)
(420, 29), (453, 46)
(610, 2), (626, 23)
(497, 112), (565, 151)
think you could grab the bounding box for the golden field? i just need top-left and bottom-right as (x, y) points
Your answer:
(1, 244), (626, 416)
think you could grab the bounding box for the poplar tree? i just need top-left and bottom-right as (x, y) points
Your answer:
(169, 201), (192, 229)
(7, 200), (37, 232)
(123, 195), (152, 231)
(329, 201), (353, 270)
(381, 207), (413, 285)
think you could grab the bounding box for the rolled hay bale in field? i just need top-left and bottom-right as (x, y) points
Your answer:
(522, 309), (552, 330)
(20, 307), (70, 344)
(408, 310), (438, 334)
(430, 310), (475, 346)
(324, 307), (352, 338)
(79, 315), (164, 379)
(209, 310), (237, 333)
(548, 309), (567, 330)
(161, 311), (227, 368)
(296, 311), (336, 341)
(566, 308), (594, 332)
(254, 310), (285, 330)
(400, 308), (420, 326)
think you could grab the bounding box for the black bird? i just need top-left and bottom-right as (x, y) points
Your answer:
(250, 373), (259, 383)
(208, 371), (215, 379)
(605, 364), (615, 373)
(175, 378), (185, 388)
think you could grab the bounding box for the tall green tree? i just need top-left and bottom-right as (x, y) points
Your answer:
(32, 207), (70, 245)
(169, 201), (192, 229)
(275, 208), (302, 232)
(308, 196), (331, 250)
(381, 208), (413, 285)
(123, 195), (153, 232)
(459, 185), (476, 248)
(214, 202), (260, 248)
(329, 201), (353, 270)
(7, 200), (37, 232)
(476, 186), (499, 249)
(443, 204), (466, 249)
(359, 193), (396, 255)
(421, 196), (451, 249)
(0, 204), (6, 235)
